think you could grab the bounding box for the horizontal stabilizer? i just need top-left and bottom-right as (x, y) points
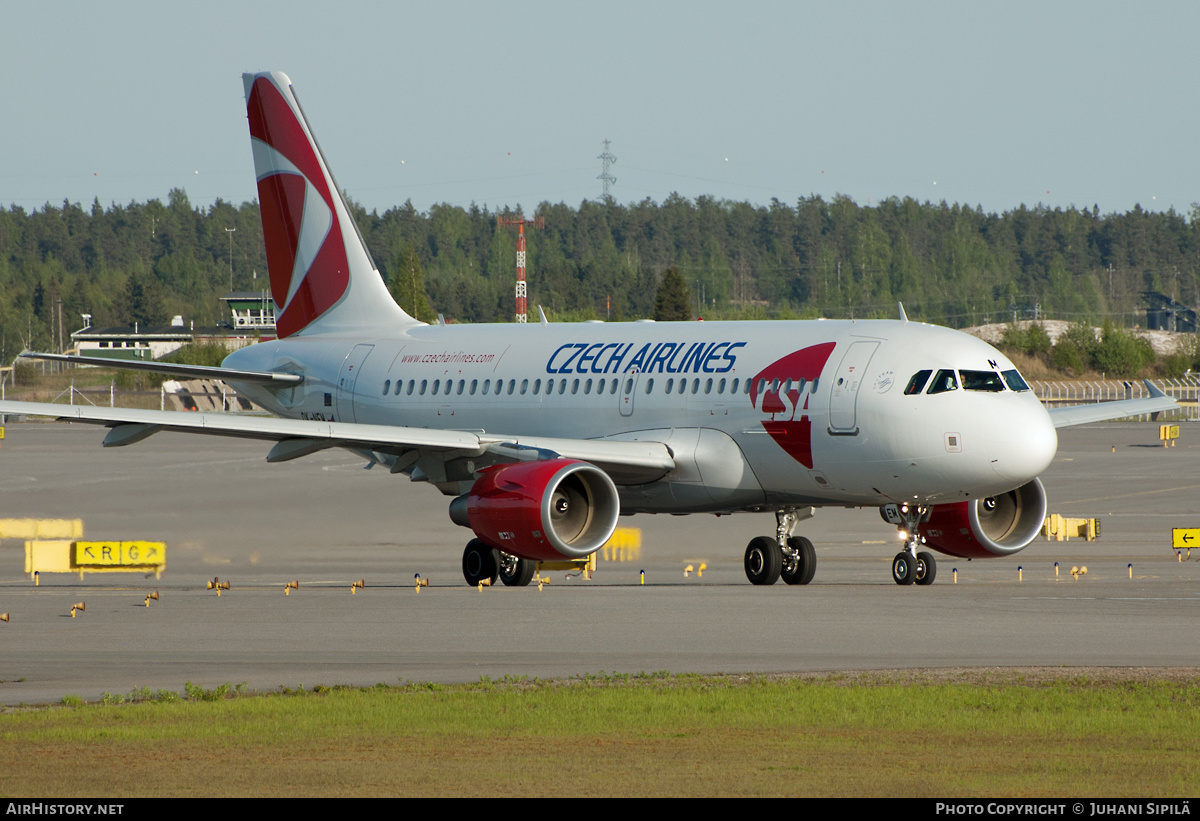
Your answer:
(19, 352), (303, 385)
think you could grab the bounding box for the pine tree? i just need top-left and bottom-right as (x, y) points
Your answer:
(387, 243), (436, 323)
(653, 266), (691, 321)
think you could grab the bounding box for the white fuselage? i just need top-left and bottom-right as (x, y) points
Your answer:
(226, 318), (1058, 514)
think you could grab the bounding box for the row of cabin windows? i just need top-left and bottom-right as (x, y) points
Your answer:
(903, 368), (1029, 396)
(380, 375), (820, 399)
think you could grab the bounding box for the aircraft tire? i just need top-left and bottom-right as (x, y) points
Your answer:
(782, 536), (817, 585)
(915, 551), (937, 586)
(462, 539), (500, 586)
(499, 556), (536, 587)
(744, 536), (783, 585)
(892, 552), (917, 586)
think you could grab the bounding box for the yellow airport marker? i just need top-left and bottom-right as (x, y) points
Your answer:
(207, 577), (230, 595)
(33, 571), (39, 587)
(698, 562), (706, 578)
(1055, 562), (1060, 578)
(1018, 566), (1023, 582)
(70, 601), (85, 617)
(144, 591), (159, 607)
(1129, 563), (1133, 579)
(640, 569), (645, 585)
(284, 580), (299, 595)
(0, 613), (9, 623)
(952, 568), (957, 583)
(477, 578), (492, 591)
(684, 564), (693, 577)
(352, 579), (366, 594)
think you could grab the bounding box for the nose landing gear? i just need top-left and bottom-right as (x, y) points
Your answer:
(881, 502), (938, 586)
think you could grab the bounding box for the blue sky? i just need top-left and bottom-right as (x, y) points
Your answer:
(3, 1), (1196, 217)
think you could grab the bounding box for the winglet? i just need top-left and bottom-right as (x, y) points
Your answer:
(898, 302), (908, 323)
(1144, 379), (1167, 399)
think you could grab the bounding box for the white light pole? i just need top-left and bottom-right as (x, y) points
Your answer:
(225, 227), (237, 291)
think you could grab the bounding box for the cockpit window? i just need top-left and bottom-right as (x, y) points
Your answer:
(926, 369), (958, 394)
(1001, 369), (1030, 392)
(960, 370), (1005, 392)
(904, 370), (932, 395)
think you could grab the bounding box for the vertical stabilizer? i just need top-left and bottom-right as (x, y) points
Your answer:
(243, 71), (417, 337)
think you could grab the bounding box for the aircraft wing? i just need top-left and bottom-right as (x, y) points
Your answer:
(0, 401), (675, 483)
(18, 352), (303, 385)
(1045, 380), (1180, 428)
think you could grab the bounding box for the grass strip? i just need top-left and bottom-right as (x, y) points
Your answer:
(1, 670), (1197, 797)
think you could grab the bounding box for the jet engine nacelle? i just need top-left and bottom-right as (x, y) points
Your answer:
(918, 478), (1047, 559)
(449, 459), (621, 562)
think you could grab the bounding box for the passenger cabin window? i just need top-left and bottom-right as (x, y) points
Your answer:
(960, 370), (1004, 392)
(904, 370), (933, 395)
(926, 369), (958, 394)
(1002, 369), (1030, 392)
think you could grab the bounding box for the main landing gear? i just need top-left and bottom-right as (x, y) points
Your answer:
(744, 508), (817, 586)
(881, 502), (937, 586)
(461, 540), (536, 587)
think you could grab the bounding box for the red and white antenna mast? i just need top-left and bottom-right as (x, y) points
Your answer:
(496, 214), (545, 323)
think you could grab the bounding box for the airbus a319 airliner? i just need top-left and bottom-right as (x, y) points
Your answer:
(0, 72), (1179, 587)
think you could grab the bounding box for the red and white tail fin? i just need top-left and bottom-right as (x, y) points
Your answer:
(243, 72), (417, 338)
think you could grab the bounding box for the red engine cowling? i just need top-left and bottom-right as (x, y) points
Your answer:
(918, 478), (1047, 559)
(450, 459), (621, 562)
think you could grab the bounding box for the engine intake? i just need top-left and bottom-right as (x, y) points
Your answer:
(918, 478), (1047, 559)
(450, 459), (620, 562)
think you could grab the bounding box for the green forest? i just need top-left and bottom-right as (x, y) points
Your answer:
(1, 189), (1198, 368)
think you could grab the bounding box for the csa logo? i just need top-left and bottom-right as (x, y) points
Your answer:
(247, 76), (351, 338)
(749, 342), (836, 469)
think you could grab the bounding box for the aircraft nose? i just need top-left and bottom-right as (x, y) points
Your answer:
(988, 400), (1058, 485)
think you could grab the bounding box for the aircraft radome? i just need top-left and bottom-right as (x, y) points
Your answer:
(0, 72), (1179, 588)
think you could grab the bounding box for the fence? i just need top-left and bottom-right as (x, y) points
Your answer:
(1031, 376), (1200, 422)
